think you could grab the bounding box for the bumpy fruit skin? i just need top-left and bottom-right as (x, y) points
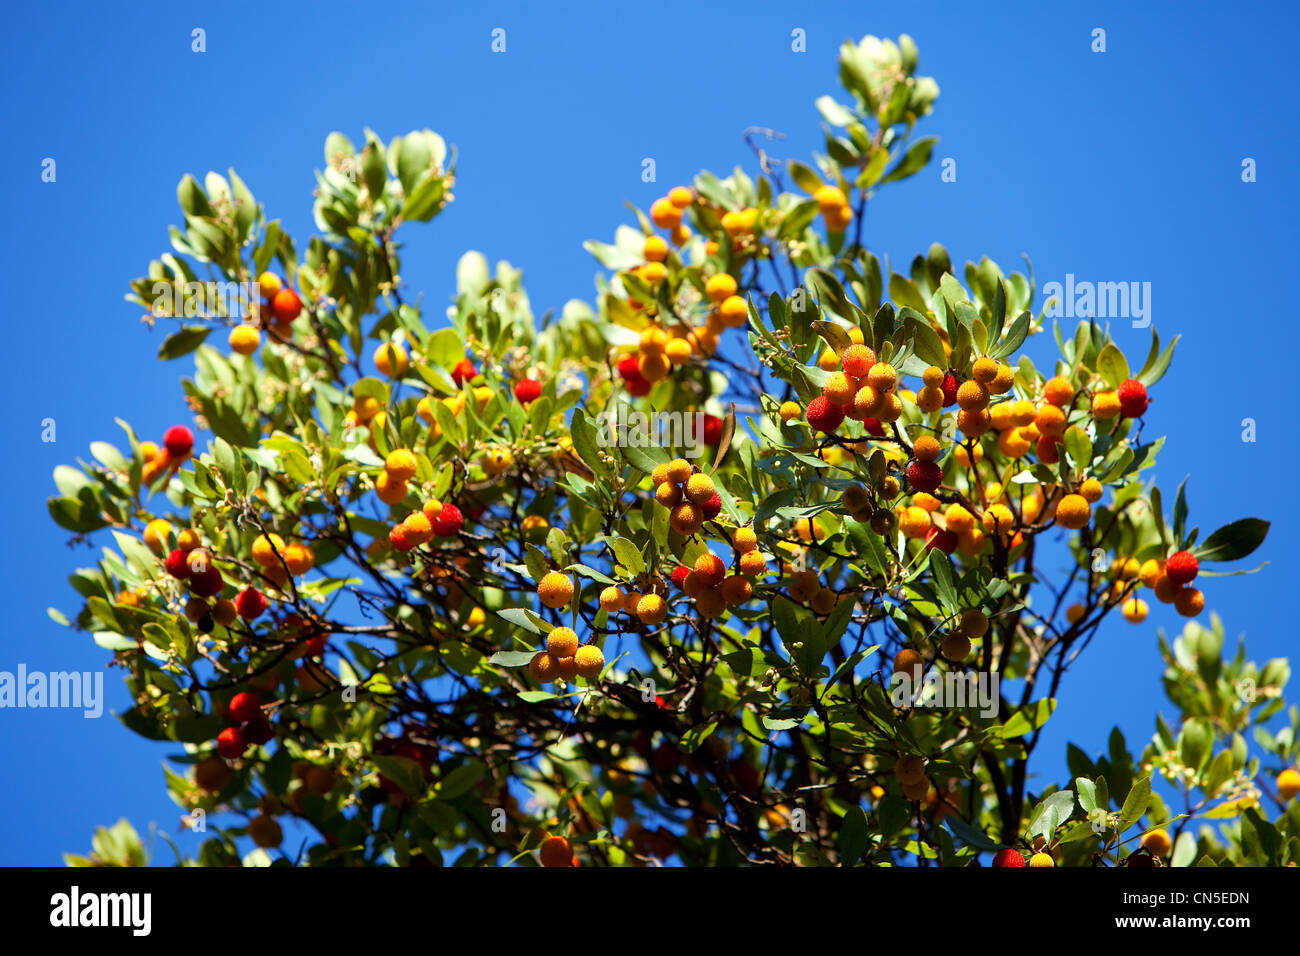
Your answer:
(636, 593), (668, 625)
(236, 588), (267, 620)
(693, 553), (727, 588)
(1028, 852), (1055, 868)
(228, 691), (262, 724)
(685, 473), (716, 506)
(574, 645), (605, 678)
(840, 344), (876, 378)
(529, 652), (559, 683)
(1079, 478), (1103, 503)
(705, 273), (737, 302)
(738, 551), (767, 576)
(1117, 378), (1149, 417)
(907, 460), (943, 495)
(1164, 550), (1199, 585)
(546, 626), (579, 659)
(1055, 494), (1091, 530)
(1042, 377), (1074, 406)
(537, 572), (575, 609)
(941, 633), (971, 662)
(432, 503), (463, 536)
(805, 396), (845, 434)
(375, 472), (408, 505)
(164, 425), (194, 459)
(666, 458), (692, 485)
(1277, 768), (1300, 801)
(450, 357), (478, 386)
(992, 848), (1027, 868)
(893, 648), (925, 682)
(384, 449), (418, 482)
(165, 547), (191, 579)
(1142, 828), (1172, 857)
(539, 835), (574, 868)
(217, 726), (247, 760)
(669, 502), (703, 536)
(190, 566), (224, 598)
(912, 435), (942, 463)
(701, 414), (723, 446)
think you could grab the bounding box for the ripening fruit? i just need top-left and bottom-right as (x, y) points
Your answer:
(637, 594), (668, 626)
(1138, 559), (1163, 588)
(805, 396), (844, 434)
(894, 648), (925, 683)
(1079, 478), (1103, 503)
(720, 575), (752, 606)
(1142, 828), (1172, 857)
(537, 572), (575, 609)
(738, 551), (768, 576)
(956, 380), (989, 412)
(164, 548), (191, 580)
(236, 588), (267, 620)
(385, 449), (418, 483)
(1056, 494), (1091, 530)
(1066, 603), (1086, 624)
(375, 472), (408, 505)
(941, 633), (971, 662)
(972, 357), (999, 384)
(599, 586), (623, 613)
(575, 645), (605, 678)
(249, 814), (283, 849)
(912, 435), (942, 463)
(1123, 597), (1149, 623)
(1174, 587), (1204, 617)
(669, 502), (704, 536)
(229, 324), (261, 355)
(733, 527), (758, 553)
(270, 288), (302, 323)
(719, 295), (748, 327)
(164, 425), (195, 460)
(144, 518), (173, 554)
(898, 506), (931, 539)
(529, 652), (559, 683)
(655, 482), (682, 508)
(650, 197), (682, 229)
(401, 513), (433, 547)
(194, 755), (231, 792)
(993, 848), (1027, 868)
(1165, 550), (1199, 586)
(778, 401), (802, 423)
(850, 384), (883, 420)
(959, 610), (990, 638)
(989, 363), (1015, 395)
(546, 626), (579, 659)
(667, 185), (693, 208)
(1043, 377), (1074, 407)
(916, 385), (944, 413)
(374, 342), (409, 377)
(823, 372), (856, 406)
(893, 755), (927, 785)
(866, 363), (897, 394)
(944, 504), (976, 535)
(514, 378), (543, 405)
(190, 566), (224, 597)
(841, 344), (876, 378)
(983, 504), (1015, 535)
(685, 472), (716, 506)
(539, 834), (574, 868)
(1028, 852), (1055, 868)
(1277, 768), (1300, 801)
(1091, 390), (1121, 419)
(644, 235), (669, 262)
(1117, 379), (1149, 417)
(1035, 404), (1066, 436)
(666, 458), (692, 484)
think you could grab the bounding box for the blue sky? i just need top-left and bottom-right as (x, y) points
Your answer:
(1, 0), (1296, 864)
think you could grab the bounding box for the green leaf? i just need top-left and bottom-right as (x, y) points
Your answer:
(158, 326), (212, 360)
(998, 698), (1056, 738)
(1119, 775), (1152, 829)
(1096, 343), (1130, 388)
(881, 137), (937, 183)
(606, 537), (646, 577)
(1192, 518), (1269, 563)
(838, 806), (869, 865)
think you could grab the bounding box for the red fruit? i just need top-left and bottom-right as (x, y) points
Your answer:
(1125, 850), (1157, 868)
(694, 553), (727, 587)
(805, 396), (845, 434)
(451, 357), (478, 386)
(862, 417), (886, 438)
(389, 524), (414, 551)
(514, 378), (542, 405)
(304, 633), (328, 657)
(165, 548), (191, 579)
(228, 691), (262, 724)
(671, 565), (691, 589)
(189, 566), (224, 598)
(702, 414), (723, 446)
(1165, 550), (1199, 585)
(1117, 379), (1148, 418)
(216, 726), (247, 760)
(235, 587), (267, 620)
(270, 288), (302, 323)
(243, 718), (274, 746)
(163, 425), (194, 459)
(624, 375), (651, 397)
(701, 492), (722, 521)
(907, 460), (943, 494)
(924, 527), (958, 555)
(992, 848), (1027, 868)
(432, 503), (464, 536)
(941, 373), (960, 407)
(655, 694), (670, 709)
(617, 355), (641, 379)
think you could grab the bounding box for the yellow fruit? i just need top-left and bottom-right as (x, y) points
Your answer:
(644, 235), (669, 262)
(546, 626), (579, 659)
(685, 473), (716, 506)
(893, 755), (927, 785)
(374, 342), (409, 377)
(779, 401), (802, 423)
(899, 506), (931, 539)
(1122, 597), (1149, 623)
(668, 185), (693, 209)
(666, 338), (692, 363)
(813, 184), (848, 211)
(983, 504), (1015, 536)
(917, 385), (944, 413)
(229, 324), (261, 355)
(1079, 478), (1103, 503)
(913, 435), (942, 463)
(574, 645), (605, 679)
(666, 458), (692, 484)
(251, 533), (286, 567)
(738, 550), (768, 577)
(650, 198), (682, 229)
(1043, 377), (1074, 407)
(637, 593), (668, 626)
(283, 542), (316, 575)
(823, 372), (857, 406)
(1138, 559), (1163, 588)
(972, 357), (999, 384)
(958, 409), (992, 437)
(538, 573), (575, 610)
(1055, 494), (1091, 530)
(1028, 852), (1055, 868)
(867, 363), (897, 394)
(375, 471), (408, 505)
(669, 502), (704, 536)
(719, 295), (748, 327)
(1277, 769), (1300, 801)
(385, 449), (418, 482)
(957, 528), (985, 555)
(893, 649), (925, 683)
(143, 518), (173, 554)
(1035, 404), (1067, 437)
(599, 586), (624, 613)
(1142, 828), (1172, 857)
(956, 380), (989, 411)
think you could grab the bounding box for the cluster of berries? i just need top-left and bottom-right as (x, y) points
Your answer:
(528, 626), (605, 684)
(139, 424), (194, 487)
(229, 272), (302, 355)
(650, 458), (720, 535)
